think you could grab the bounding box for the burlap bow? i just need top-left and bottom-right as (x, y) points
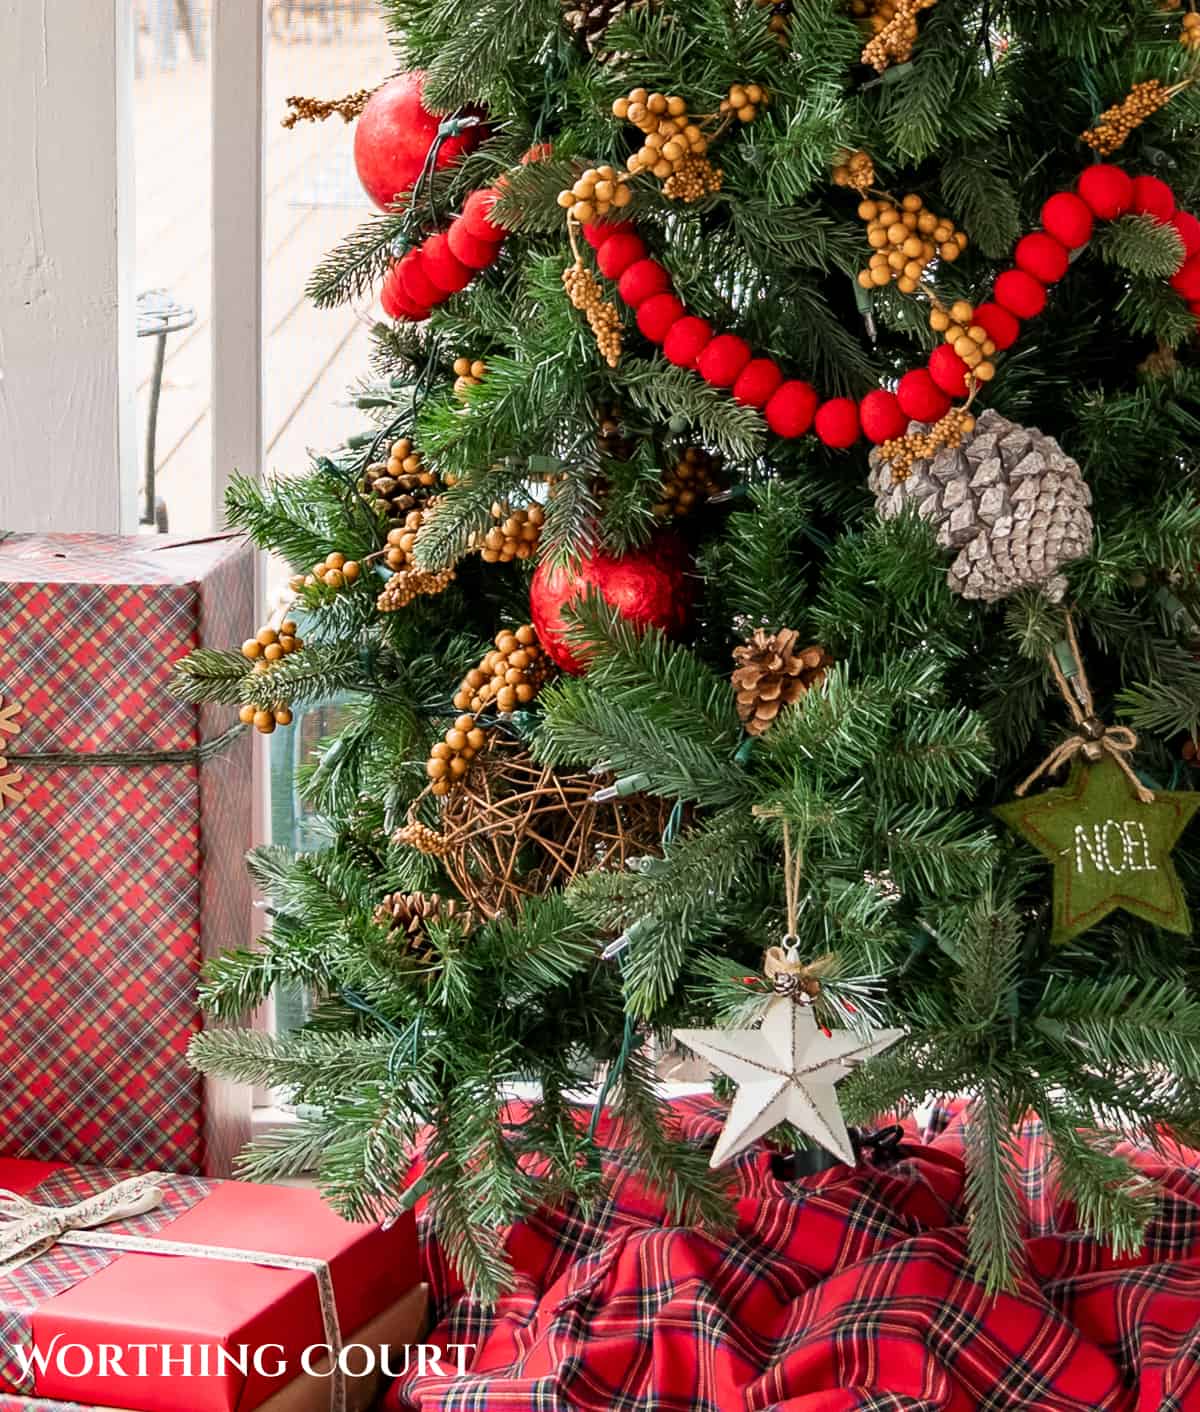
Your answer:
(0, 1174), (163, 1273)
(1016, 610), (1154, 804)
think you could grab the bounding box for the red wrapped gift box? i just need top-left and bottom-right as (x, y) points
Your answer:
(0, 1157), (425, 1412)
(0, 534), (254, 1177)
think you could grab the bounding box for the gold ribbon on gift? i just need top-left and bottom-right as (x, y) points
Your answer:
(0, 1175), (348, 1412)
(1016, 610), (1154, 804)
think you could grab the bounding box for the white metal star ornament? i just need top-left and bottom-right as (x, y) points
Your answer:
(675, 996), (905, 1168)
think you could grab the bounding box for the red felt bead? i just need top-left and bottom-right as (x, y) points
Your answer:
(617, 259), (672, 308)
(994, 268), (1047, 320)
(1131, 174), (1175, 224)
(764, 381), (819, 438)
(380, 265), (429, 321)
(662, 316), (713, 369)
(421, 234), (473, 294)
(859, 389), (908, 445)
(397, 249), (443, 309)
(1171, 211), (1200, 261)
(1015, 231), (1070, 284)
(1041, 192), (1094, 250)
(354, 71), (479, 211)
(596, 233), (647, 280)
(1170, 254), (1200, 301)
(973, 302), (1020, 351)
(636, 293), (686, 343)
(697, 335), (753, 388)
(461, 188), (504, 241)
(732, 358), (784, 409)
(1077, 164), (1133, 220)
(582, 220), (635, 249)
(814, 398), (860, 449)
(530, 534), (694, 675)
(897, 369), (951, 424)
(447, 220), (503, 271)
(928, 345), (971, 398)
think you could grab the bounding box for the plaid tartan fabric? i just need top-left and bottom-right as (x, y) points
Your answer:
(0, 1164), (211, 1394)
(388, 1097), (1200, 1412)
(0, 534), (254, 1177)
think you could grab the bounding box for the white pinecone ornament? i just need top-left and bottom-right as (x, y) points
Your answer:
(867, 409), (1094, 603)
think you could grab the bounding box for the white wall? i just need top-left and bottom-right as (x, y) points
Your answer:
(0, 0), (137, 533)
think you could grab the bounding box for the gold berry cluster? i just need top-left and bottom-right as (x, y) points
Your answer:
(929, 300), (997, 382)
(239, 620), (303, 734)
(393, 818), (451, 856)
(832, 149), (876, 193)
(879, 406), (977, 483)
(425, 626), (552, 796)
(377, 566), (455, 612)
(853, 0), (937, 72)
(451, 625), (551, 716)
(470, 501), (545, 563)
(425, 713), (490, 795)
(291, 551), (362, 592)
(1081, 80), (1174, 155)
(557, 163), (633, 224)
(719, 82), (769, 123)
(613, 87), (723, 203)
(1184, 11), (1200, 48)
(654, 447), (725, 518)
(563, 260), (622, 367)
(754, 0), (793, 45)
(452, 356), (487, 398)
(358, 437), (436, 522)
(383, 510), (426, 572)
(856, 193), (966, 296)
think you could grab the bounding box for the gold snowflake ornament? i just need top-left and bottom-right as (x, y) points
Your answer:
(0, 693), (25, 811)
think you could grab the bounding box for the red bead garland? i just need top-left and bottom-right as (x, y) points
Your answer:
(382, 183), (507, 322)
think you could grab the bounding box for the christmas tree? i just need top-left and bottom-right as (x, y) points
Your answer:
(177, 0), (1200, 1299)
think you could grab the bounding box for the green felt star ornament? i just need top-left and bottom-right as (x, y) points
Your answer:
(994, 755), (1200, 945)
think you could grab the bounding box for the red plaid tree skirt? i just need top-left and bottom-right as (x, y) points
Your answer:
(387, 1097), (1200, 1411)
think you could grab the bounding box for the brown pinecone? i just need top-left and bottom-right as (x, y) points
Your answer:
(562, 0), (637, 53)
(372, 891), (471, 963)
(732, 630), (831, 736)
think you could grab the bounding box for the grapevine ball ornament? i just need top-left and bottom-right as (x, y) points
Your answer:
(530, 532), (695, 674)
(579, 162), (1200, 451)
(354, 70), (480, 211)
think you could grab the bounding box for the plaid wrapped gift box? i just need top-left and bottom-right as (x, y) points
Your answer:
(0, 534), (254, 1177)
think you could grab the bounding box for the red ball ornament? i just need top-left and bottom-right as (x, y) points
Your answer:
(1131, 174), (1175, 223)
(662, 316), (713, 369)
(994, 268), (1047, 319)
(697, 335), (752, 388)
(1172, 211), (1200, 261)
(897, 369), (951, 424)
(1015, 232), (1070, 284)
(1077, 164), (1133, 220)
(859, 389), (907, 444)
(596, 233), (646, 280)
(973, 301), (1020, 351)
(637, 293), (685, 343)
(1170, 254), (1200, 301)
(732, 358), (783, 409)
(397, 249), (443, 309)
(814, 398), (860, 449)
(529, 535), (694, 675)
(1041, 192), (1094, 250)
(354, 72), (479, 211)
(421, 234), (473, 294)
(460, 188), (505, 242)
(582, 220), (635, 249)
(928, 345), (971, 398)
(447, 221), (503, 271)
(617, 259), (672, 308)
(380, 264), (429, 321)
(764, 380), (818, 438)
